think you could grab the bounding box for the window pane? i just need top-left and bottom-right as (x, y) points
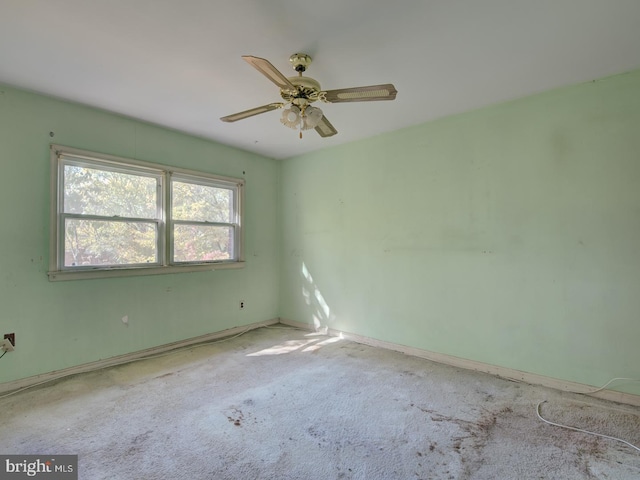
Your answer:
(173, 224), (233, 262)
(64, 165), (158, 218)
(64, 218), (158, 266)
(172, 181), (232, 223)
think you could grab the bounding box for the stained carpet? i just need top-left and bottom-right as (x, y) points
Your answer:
(0, 326), (639, 479)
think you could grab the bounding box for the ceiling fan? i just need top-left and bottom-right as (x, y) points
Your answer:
(221, 53), (397, 138)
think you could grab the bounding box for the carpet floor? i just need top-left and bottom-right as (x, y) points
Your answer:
(0, 325), (639, 479)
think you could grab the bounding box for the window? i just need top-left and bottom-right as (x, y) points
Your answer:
(171, 175), (236, 263)
(49, 145), (244, 281)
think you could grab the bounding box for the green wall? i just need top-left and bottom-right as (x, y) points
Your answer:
(0, 85), (280, 384)
(279, 70), (640, 393)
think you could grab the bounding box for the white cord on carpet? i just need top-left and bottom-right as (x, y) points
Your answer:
(0, 323), (303, 400)
(536, 400), (640, 453)
(535, 377), (640, 454)
(581, 377), (639, 394)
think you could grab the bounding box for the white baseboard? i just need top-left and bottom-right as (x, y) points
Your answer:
(280, 319), (640, 408)
(0, 319), (279, 395)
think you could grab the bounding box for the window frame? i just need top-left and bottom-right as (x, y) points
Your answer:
(49, 144), (244, 281)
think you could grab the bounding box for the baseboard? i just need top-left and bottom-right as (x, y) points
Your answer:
(280, 319), (640, 408)
(6, 317), (639, 407)
(0, 318), (279, 395)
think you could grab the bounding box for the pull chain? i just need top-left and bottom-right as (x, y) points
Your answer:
(299, 104), (304, 139)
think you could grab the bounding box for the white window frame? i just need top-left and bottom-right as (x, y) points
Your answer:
(49, 145), (244, 281)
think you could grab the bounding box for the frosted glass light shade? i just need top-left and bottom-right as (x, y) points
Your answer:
(302, 106), (323, 129)
(280, 105), (301, 129)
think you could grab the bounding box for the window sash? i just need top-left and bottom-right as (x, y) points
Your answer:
(171, 223), (235, 263)
(57, 155), (165, 271)
(61, 215), (162, 269)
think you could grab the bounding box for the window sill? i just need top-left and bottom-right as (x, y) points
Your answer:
(47, 261), (245, 282)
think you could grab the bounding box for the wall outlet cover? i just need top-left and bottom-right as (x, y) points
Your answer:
(0, 338), (14, 352)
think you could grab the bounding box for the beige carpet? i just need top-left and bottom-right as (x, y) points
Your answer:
(0, 325), (639, 479)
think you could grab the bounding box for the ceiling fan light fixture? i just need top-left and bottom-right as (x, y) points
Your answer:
(287, 109), (299, 123)
(280, 104), (301, 129)
(302, 105), (323, 130)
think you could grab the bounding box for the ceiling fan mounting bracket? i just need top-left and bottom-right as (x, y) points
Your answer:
(289, 53), (312, 73)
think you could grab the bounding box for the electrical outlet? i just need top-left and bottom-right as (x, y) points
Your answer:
(239, 300), (245, 310)
(1, 339), (14, 353)
(4, 333), (14, 347)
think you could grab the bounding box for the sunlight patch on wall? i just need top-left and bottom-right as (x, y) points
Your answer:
(301, 262), (336, 330)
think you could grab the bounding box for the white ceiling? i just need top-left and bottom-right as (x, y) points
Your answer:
(1, 1), (640, 160)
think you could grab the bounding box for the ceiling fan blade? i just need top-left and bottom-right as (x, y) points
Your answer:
(314, 115), (338, 138)
(242, 56), (296, 91)
(220, 103), (283, 123)
(321, 84), (397, 103)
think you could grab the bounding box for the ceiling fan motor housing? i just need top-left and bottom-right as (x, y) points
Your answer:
(281, 76), (321, 103)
